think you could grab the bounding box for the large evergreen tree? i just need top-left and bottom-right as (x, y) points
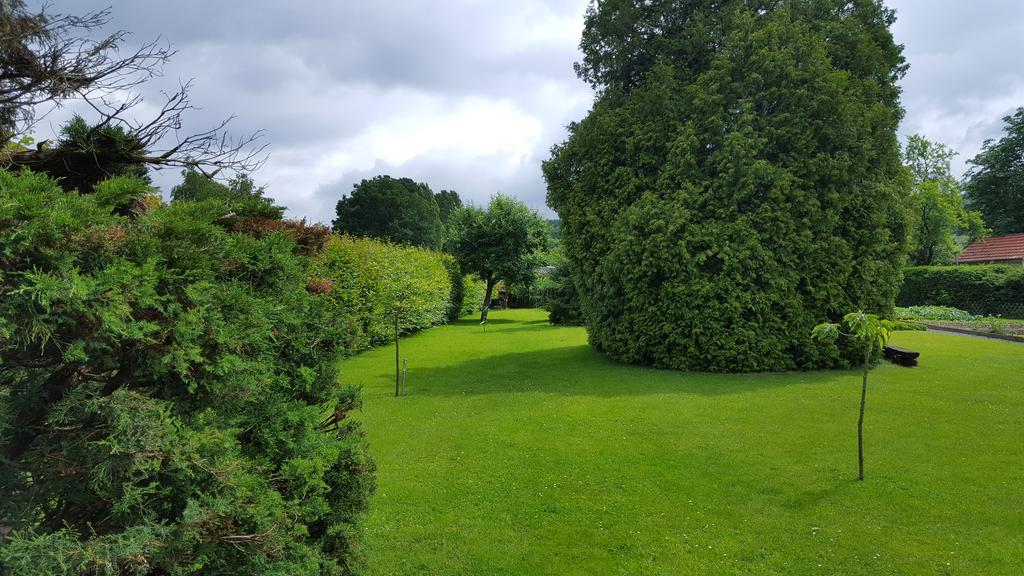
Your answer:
(332, 176), (443, 250)
(544, 0), (911, 372)
(964, 108), (1024, 235)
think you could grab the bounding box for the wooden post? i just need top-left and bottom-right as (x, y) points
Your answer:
(858, 345), (869, 481)
(394, 309), (400, 398)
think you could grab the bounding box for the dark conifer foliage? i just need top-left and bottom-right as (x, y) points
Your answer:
(545, 0), (911, 371)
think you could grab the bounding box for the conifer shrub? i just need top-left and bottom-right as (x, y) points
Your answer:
(544, 1), (910, 371)
(542, 262), (583, 326)
(0, 169), (374, 574)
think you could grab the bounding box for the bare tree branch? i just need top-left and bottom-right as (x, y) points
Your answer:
(1, 0), (266, 181)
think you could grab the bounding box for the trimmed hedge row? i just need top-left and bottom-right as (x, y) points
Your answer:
(898, 266), (1024, 318)
(312, 235), (473, 351)
(459, 275), (488, 319)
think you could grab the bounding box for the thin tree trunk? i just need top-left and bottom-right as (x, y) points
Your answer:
(394, 310), (400, 397)
(480, 278), (494, 322)
(858, 346), (870, 481)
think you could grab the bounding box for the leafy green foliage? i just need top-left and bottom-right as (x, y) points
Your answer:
(964, 108), (1024, 235)
(312, 235), (454, 351)
(890, 320), (926, 332)
(541, 262), (583, 326)
(902, 135), (987, 265)
(0, 169), (374, 574)
(898, 265), (1024, 317)
(812, 311), (895, 481)
(895, 305), (982, 323)
(443, 257), (486, 321)
(11, 115), (152, 194)
(447, 195), (549, 320)
(332, 176), (443, 250)
(812, 312), (895, 354)
(171, 168), (285, 220)
(545, 1), (910, 372)
(434, 190), (462, 226)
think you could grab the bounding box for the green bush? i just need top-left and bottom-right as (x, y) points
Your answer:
(894, 305), (982, 322)
(544, 3), (909, 371)
(891, 320), (927, 332)
(459, 275), (487, 319)
(541, 263), (583, 326)
(312, 235), (453, 350)
(442, 259), (487, 321)
(0, 170), (374, 574)
(898, 266), (1024, 318)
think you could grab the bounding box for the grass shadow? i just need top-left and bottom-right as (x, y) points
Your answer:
(397, 344), (852, 399)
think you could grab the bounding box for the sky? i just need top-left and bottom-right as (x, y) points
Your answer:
(39, 0), (1024, 223)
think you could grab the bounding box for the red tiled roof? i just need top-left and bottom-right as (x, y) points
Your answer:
(958, 233), (1024, 264)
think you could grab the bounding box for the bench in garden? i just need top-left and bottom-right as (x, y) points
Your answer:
(883, 344), (919, 367)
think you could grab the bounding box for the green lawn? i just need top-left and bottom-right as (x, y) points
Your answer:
(343, 309), (1023, 575)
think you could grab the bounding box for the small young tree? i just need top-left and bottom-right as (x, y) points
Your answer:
(812, 312), (896, 481)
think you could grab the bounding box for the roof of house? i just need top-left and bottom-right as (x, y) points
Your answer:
(958, 233), (1024, 264)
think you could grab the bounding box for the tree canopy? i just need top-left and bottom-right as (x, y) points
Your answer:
(964, 108), (1024, 235)
(332, 175), (444, 250)
(447, 195), (548, 321)
(434, 189), (463, 225)
(172, 168), (285, 220)
(902, 135), (986, 265)
(545, 0), (911, 372)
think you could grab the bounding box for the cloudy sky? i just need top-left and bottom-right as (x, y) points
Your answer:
(42, 0), (1024, 222)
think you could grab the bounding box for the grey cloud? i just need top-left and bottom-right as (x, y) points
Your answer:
(890, 0), (1024, 174)
(40, 0), (1024, 222)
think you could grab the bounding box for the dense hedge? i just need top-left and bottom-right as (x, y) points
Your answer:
(459, 275), (488, 319)
(544, 2), (909, 371)
(312, 235), (457, 350)
(443, 259), (487, 321)
(0, 170), (374, 574)
(541, 263), (583, 326)
(898, 266), (1024, 317)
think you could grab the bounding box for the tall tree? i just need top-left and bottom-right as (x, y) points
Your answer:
(434, 189), (463, 225)
(434, 189), (463, 248)
(545, 0), (911, 372)
(964, 108), (1024, 235)
(447, 195), (548, 322)
(172, 168), (285, 219)
(332, 175), (443, 250)
(902, 135), (987, 265)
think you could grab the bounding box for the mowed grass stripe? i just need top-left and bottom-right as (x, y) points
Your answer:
(342, 309), (1023, 575)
